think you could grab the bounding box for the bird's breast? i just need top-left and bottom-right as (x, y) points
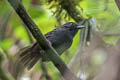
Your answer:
(47, 31), (73, 55)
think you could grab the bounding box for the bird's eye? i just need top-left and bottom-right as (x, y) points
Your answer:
(69, 23), (73, 25)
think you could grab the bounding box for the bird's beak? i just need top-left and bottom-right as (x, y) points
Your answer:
(77, 25), (85, 29)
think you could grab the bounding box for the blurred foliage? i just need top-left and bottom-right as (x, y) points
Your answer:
(0, 0), (120, 80)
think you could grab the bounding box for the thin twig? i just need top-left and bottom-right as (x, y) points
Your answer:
(104, 33), (120, 37)
(40, 62), (52, 80)
(0, 49), (14, 80)
(0, 11), (12, 41)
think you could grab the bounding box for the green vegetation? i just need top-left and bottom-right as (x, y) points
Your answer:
(0, 0), (120, 80)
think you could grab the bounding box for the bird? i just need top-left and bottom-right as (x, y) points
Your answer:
(18, 22), (85, 70)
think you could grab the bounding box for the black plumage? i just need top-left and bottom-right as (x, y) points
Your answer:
(18, 22), (85, 69)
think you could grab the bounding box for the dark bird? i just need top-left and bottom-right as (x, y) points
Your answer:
(18, 22), (85, 69)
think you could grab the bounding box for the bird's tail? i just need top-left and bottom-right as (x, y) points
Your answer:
(17, 43), (41, 70)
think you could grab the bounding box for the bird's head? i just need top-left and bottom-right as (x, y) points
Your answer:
(63, 22), (85, 38)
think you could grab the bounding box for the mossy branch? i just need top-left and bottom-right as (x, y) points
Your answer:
(60, 0), (85, 23)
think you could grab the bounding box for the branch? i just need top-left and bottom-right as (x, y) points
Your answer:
(115, 0), (120, 10)
(0, 10), (12, 41)
(0, 49), (14, 80)
(40, 62), (52, 80)
(60, 0), (85, 23)
(104, 33), (120, 37)
(24, 25), (34, 43)
(7, 0), (79, 80)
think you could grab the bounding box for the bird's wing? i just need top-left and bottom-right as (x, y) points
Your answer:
(45, 28), (59, 39)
